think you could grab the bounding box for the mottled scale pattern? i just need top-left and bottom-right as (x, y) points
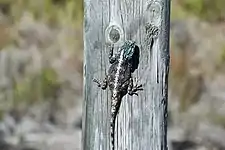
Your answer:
(93, 40), (143, 150)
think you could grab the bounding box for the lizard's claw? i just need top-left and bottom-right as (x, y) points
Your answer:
(93, 78), (108, 90)
(128, 84), (143, 96)
(93, 79), (101, 87)
(134, 84), (143, 90)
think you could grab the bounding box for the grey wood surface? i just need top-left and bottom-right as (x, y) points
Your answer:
(82, 0), (170, 150)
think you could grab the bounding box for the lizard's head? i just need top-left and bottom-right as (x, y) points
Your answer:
(121, 40), (136, 60)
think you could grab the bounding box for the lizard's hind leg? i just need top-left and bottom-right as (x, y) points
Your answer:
(128, 77), (143, 96)
(93, 76), (108, 90)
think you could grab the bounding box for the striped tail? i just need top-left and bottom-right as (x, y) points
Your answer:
(110, 114), (116, 150)
(110, 95), (122, 150)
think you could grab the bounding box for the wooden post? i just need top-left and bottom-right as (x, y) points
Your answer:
(82, 0), (170, 150)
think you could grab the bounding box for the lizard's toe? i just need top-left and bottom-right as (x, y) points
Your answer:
(93, 79), (101, 87)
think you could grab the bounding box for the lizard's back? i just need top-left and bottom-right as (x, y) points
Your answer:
(108, 59), (131, 93)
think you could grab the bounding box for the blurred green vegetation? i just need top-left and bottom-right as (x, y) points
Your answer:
(173, 0), (225, 22)
(180, 0), (225, 22)
(0, 0), (83, 26)
(0, 23), (12, 50)
(0, 0), (83, 113)
(215, 45), (225, 71)
(170, 0), (225, 113)
(13, 67), (61, 106)
(208, 110), (225, 129)
(220, 46), (225, 63)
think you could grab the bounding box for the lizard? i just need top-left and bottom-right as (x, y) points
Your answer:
(93, 40), (143, 150)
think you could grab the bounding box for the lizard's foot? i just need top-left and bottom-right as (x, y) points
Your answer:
(93, 78), (107, 90)
(128, 84), (143, 96)
(128, 77), (143, 96)
(93, 78), (101, 87)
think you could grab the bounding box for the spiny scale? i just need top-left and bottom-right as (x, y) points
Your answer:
(93, 40), (143, 150)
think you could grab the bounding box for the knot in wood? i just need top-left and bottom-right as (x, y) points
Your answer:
(106, 25), (121, 43)
(146, 1), (161, 21)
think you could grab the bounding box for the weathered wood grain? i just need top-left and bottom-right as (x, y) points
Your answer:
(82, 0), (170, 150)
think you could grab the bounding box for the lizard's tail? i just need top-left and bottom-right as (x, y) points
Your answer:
(110, 95), (122, 150)
(110, 115), (116, 150)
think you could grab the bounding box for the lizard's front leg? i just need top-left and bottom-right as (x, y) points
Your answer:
(128, 77), (143, 96)
(93, 76), (108, 90)
(109, 45), (116, 64)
